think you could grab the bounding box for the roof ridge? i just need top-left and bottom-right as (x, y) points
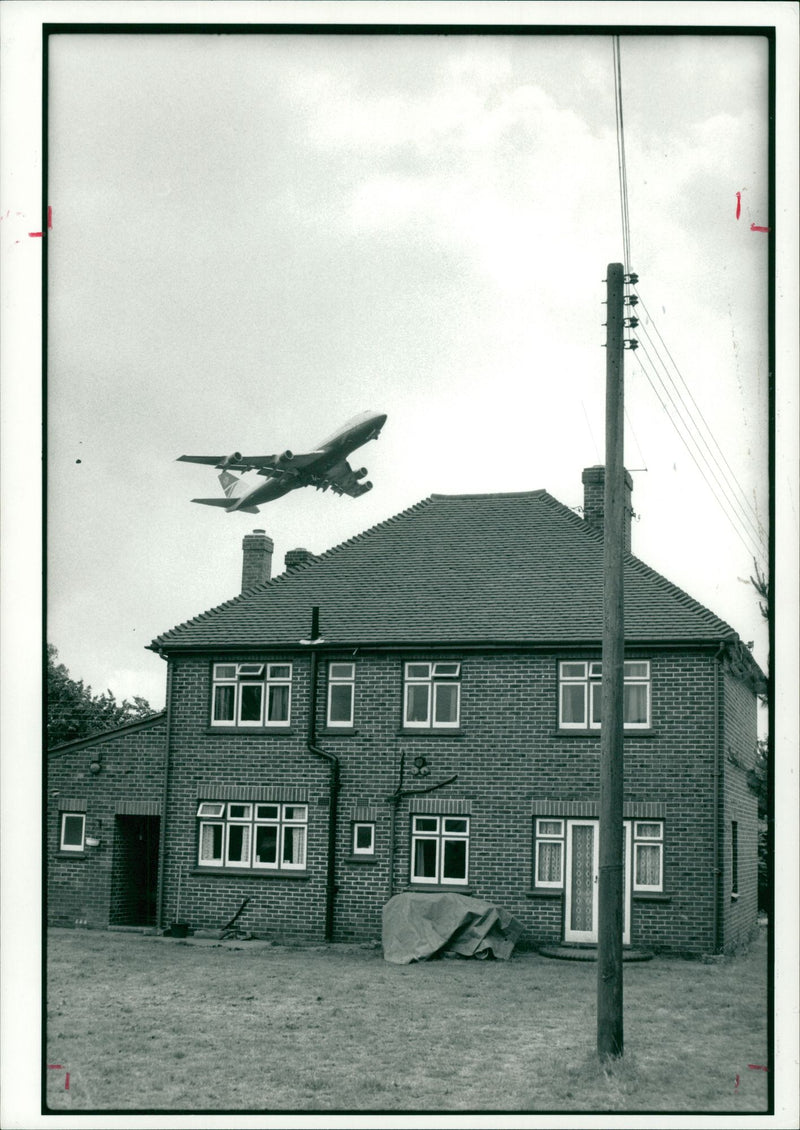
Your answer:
(429, 489), (547, 501)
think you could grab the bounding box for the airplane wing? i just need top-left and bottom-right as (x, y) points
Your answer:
(178, 452), (324, 473)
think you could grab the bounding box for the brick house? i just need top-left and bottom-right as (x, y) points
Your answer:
(47, 468), (764, 953)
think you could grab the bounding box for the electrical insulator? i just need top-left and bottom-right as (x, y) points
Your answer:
(623, 295), (639, 307)
(623, 339), (639, 350)
(623, 316), (639, 328)
(624, 272), (639, 284)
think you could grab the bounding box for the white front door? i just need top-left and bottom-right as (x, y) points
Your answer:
(564, 819), (631, 945)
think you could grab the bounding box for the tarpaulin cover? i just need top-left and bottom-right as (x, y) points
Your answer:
(382, 891), (524, 964)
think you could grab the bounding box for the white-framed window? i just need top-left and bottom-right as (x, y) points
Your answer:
(59, 812), (86, 852)
(327, 663), (355, 727)
(558, 660), (651, 730)
(211, 662), (292, 727)
(410, 815), (469, 885)
(632, 820), (663, 891)
(403, 662), (461, 729)
(352, 822), (375, 855)
(534, 818), (565, 887)
(197, 801), (307, 870)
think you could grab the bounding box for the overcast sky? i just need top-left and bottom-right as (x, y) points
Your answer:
(44, 23), (772, 710)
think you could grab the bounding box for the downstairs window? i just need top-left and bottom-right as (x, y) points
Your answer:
(197, 801), (307, 871)
(410, 815), (469, 885)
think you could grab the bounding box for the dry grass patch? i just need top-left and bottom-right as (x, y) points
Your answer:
(46, 927), (768, 1113)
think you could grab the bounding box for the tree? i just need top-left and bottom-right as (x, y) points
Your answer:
(747, 559), (770, 913)
(47, 644), (155, 748)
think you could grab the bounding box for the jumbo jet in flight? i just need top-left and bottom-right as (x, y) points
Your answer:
(178, 410), (387, 514)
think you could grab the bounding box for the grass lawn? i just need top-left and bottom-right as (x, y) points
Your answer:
(46, 926), (769, 1113)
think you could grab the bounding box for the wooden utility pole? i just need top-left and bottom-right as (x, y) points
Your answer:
(597, 262), (626, 1060)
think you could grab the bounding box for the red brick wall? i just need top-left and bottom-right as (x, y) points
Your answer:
(159, 648), (753, 953)
(720, 664), (760, 951)
(47, 717), (166, 928)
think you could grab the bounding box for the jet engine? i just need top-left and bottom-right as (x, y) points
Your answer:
(354, 467), (368, 479)
(277, 450), (294, 467)
(220, 452), (243, 469)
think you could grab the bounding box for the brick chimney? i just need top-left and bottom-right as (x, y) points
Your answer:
(581, 466), (634, 552)
(284, 548), (315, 571)
(241, 529), (273, 592)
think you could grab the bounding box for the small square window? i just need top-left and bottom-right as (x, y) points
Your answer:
(228, 803), (253, 820)
(352, 822), (375, 855)
(60, 812), (85, 852)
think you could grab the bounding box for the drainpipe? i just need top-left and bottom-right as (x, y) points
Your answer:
(302, 607), (340, 943)
(713, 644), (725, 954)
(155, 658), (174, 930)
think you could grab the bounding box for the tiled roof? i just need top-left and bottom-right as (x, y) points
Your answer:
(150, 491), (738, 652)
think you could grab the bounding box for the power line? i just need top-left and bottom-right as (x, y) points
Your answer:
(612, 38), (632, 273)
(632, 337), (765, 562)
(633, 287), (765, 541)
(632, 302), (766, 551)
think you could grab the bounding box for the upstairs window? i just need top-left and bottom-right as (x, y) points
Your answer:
(211, 663), (292, 728)
(197, 801), (307, 871)
(558, 660), (650, 730)
(403, 662), (461, 729)
(410, 815), (469, 885)
(327, 663), (355, 727)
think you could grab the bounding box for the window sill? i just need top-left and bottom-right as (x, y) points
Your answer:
(397, 729), (465, 738)
(631, 891), (671, 903)
(191, 868), (310, 880)
(403, 885), (474, 894)
(553, 729), (657, 738)
(731, 892), (740, 902)
(526, 888), (563, 899)
(344, 855), (379, 865)
(55, 851), (87, 860)
(204, 727), (295, 736)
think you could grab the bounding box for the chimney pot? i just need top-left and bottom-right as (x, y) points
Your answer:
(285, 548), (315, 571)
(241, 529), (274, 592)
(581, 465), (633, 552)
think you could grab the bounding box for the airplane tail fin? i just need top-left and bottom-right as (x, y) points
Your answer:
(218, 470), (240, 497)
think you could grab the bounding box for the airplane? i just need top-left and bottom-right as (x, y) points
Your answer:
(177, 410), (387, 514)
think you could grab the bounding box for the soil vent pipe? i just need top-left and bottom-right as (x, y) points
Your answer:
(303, 606), (340, 943)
